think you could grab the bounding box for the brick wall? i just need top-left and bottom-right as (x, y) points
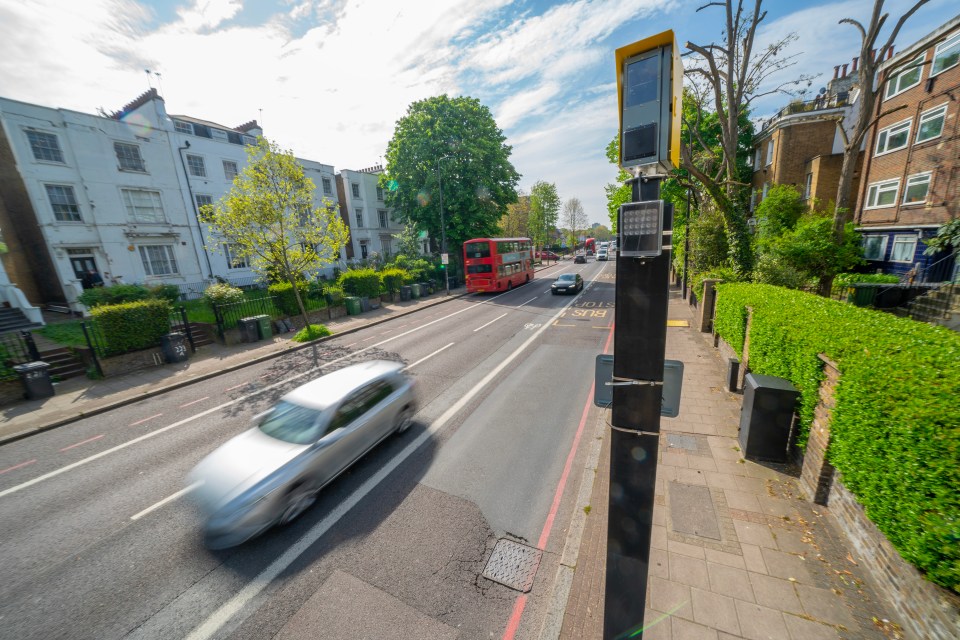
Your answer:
(799, 355), (838, 505)
(828, 478), (960, 640)
(100, 348), (165, 377)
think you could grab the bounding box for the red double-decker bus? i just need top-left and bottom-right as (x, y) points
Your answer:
(463, 237), (534, 293)
(584, 237), (596, 254)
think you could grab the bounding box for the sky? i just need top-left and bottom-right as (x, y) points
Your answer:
(0, 0), (955, 227)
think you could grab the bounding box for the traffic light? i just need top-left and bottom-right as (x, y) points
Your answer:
(616, 30), (682, 174)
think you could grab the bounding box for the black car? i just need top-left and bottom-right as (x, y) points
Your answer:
(574, 254), (586, 264)
(551, 273), (583, 295)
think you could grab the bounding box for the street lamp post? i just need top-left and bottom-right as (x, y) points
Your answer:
(437, 155), (452, 295)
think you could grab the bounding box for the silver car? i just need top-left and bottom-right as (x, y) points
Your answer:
(189, 360), (416, 549)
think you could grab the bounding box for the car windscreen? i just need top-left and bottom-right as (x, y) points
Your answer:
(259, 400), (325, 444)
(557, 274), (576, 282)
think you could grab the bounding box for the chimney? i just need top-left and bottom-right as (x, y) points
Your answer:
(842, 63), (849, 77)
(834, 65), (841, 79)
(887, 45), (895, 60)
(852, 57), (859, 72)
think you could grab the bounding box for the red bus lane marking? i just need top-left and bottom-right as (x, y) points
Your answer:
(129, 414), (163, 427)
(1, 459), (37, 475)
(225, 383), (245, 392)
(179, 396), (210, 408)
(59, 434), (104, 452)
(502, 322), (615, 640)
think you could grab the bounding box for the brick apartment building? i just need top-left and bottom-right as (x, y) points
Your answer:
(855, 16), (959, 283)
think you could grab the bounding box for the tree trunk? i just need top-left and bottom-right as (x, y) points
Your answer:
(288, 273), (311, 333)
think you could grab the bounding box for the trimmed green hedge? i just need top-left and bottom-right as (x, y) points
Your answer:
(268, 281), (308, 316)
(339, 268), (381, 297)
(715, 283), (960, 592)
(379, 267), (409, 294)
(92, 299), (172, 355)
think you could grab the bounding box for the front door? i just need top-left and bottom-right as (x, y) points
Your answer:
(70, 256), (99, 286)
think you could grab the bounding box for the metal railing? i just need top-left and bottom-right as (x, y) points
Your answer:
(169, 306), (196, 353)
(760, 94), (850, 132)
(211, 295), (279, 340)
(0, 332), (38, 381)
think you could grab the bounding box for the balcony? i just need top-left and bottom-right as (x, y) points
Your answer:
(761, 94), (850, 132)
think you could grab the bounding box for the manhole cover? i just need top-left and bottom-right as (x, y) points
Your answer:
(482, 539), (542, 592)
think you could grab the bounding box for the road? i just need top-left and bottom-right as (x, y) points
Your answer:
(0, 258), (616, 640)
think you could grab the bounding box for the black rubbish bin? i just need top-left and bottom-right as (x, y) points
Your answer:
(253, 314), (273, 339)
(400, 285), (412, 301)
(14, 361), (55, 400)
(161, 332), (190, 364)
(238, 317), (260, 343)
(359, 296), (372, 313)
(739, 373), (799, 462)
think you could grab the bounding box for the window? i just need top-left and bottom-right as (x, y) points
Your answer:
(804, 173), (813, 200)
(355, 209), (363, 227)
(862, 235), (888, 261)
(903, 172), (931, 205)
(754, 147), (762, 169)
(351, 183), (360, 198)
(121, 188), (165, 223)
(138, 245), (179, 276)
(916, 104), (947, 143)
(195, 194), (213, 215)
(762, 182), (770, 199)
(174, 121), (193, 134)
(186, 154), (206, 177)
(931, 32), (960, 76)
(225, 243), (248, 269)
(875, 119), (911, 155)
(884, 54), (924, 99)
(359, 241), (368, 259)
(211, 129), (228, 142)
(26, 130), (64, 163)
(222, 160), (238, 180)
(114, 142), (146, 172)
(866, 179), (899, 208)
(378, 209), (388, 228)
(380, 235), (392, 255)
(322, 177), (332, 195)
(376, 186), (384, 201)
(44, 184), (81, 222)
(890, 234), (917, 262)
(765, 139), (774, 166)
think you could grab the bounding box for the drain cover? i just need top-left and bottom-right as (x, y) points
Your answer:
(482, 539), (543, 592)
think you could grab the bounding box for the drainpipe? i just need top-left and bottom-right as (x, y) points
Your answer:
(177, 141), (214, 278)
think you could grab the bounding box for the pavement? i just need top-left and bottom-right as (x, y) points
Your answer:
(0, 275), (904, 640)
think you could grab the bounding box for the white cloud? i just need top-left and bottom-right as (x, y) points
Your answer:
(176, 0), (243, 32)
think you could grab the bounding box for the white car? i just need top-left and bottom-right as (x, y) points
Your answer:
(190, 360), (416, 548)
(597, 248), (608, 261)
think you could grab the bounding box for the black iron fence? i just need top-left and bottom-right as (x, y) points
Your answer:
(81, 305), (195, 374)
(169, 306), (196, 353)
(0, 331), (39, 381)
(212, 295), (279, 340)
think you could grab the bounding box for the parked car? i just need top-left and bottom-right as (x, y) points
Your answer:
(189, 360), (416, 549)
(597, 248), (608, 261)
(536, 250), (560, 261)
(552, 273), (583, 295)
(574, 254), (587, 264)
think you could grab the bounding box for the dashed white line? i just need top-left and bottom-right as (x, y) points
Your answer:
(517, 296), (538, 308)
(403, 343), (455, 371)
(473, 313), (508, 332)
(130, 482), (201, 521)
(179, 396), (210, 409)
(129, 414), (163, 427)
(59, 434), (104, 452)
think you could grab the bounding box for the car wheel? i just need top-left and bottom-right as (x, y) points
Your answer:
(279, 483), (316, 525)
(395, 407), (414, 434)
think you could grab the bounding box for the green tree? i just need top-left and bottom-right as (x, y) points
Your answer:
(199, 137), (349, 329)
(528, 181), (560, 254)
(923, 219), (960, 256)
(382, 95), (520, 273)
(604, 137), (632, 232)
(392, 223), (424, 261)
(561, 198), (588, 248)
(500, 194), (531, 238)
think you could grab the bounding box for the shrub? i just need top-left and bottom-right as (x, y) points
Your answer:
(203, 282), (245, 306)
(323, 285), (345, 306)
(291, 324), (331, 342)
(92, 299), (171, 355)
(78, 284), (150, 308)
(379, 267), (409, 294)
(268, 281), (309, 316)
(147, 284), (181, 305)
(714, 283), (960, 592)
(834, 272), (900, 289)
(690, 267), (739, 301)
(339, 268), (381, 297)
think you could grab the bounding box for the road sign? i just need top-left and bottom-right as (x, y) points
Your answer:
(441, 253), (449, 265)
(594, 355), (684, 417)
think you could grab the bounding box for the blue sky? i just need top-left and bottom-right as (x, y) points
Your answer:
(0, 0), (955, 226)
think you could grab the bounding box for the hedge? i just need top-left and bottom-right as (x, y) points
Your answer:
(379, 267), (409, 294)
(715, 283), (960, 592)
(268, 281), (308, 316)
(339, 268), (381, 297)
(91, 299), (172, 355)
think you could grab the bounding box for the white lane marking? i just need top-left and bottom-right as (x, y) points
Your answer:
(473, 313), (508, 332)
(59, 434), (104, 452)
(517, 296), (537, 308)
(131, 482), (201, 521)
(179, 397), (210, 409)
(130, 414), (163, 427)
(185, 288), (583, 640)
(0, 299), (487, 500)
(403, 343), (454, 371)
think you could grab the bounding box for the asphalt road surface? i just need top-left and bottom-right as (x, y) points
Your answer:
(0, 258), (616, 640)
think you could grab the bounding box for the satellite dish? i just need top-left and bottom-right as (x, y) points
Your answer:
(819, 87), (827, 95)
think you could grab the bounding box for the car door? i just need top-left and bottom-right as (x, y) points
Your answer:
(309, 387), (373, 487)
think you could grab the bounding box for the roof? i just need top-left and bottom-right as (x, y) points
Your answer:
(168, 114), (247, 132)
(879, 14), (960, 73)
(283, 360), (403, 409)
